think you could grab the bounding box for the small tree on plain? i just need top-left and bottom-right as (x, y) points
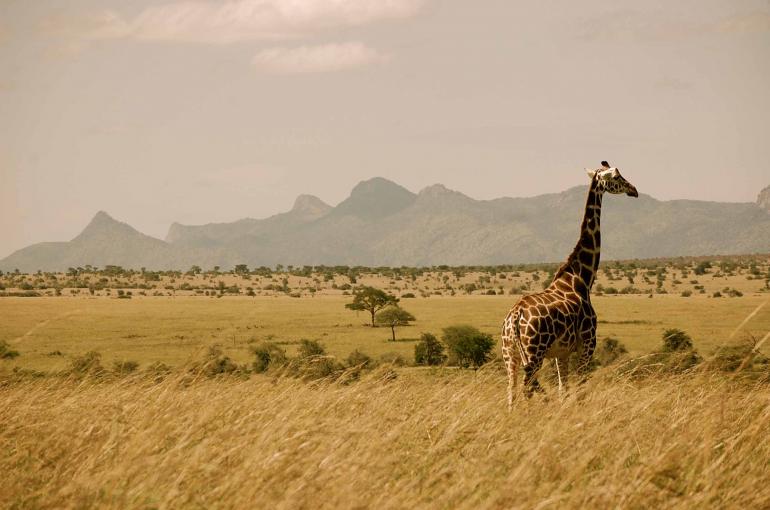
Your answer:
(442, 325), (495, 368)
(375, 305), (415, 341)
(414, 333), (446, 365)
(345, 286), (399, 327)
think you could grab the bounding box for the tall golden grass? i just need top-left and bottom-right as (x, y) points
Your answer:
(1, 365), (768, 509)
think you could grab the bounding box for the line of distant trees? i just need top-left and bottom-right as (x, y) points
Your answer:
(1, 254), (768, 280)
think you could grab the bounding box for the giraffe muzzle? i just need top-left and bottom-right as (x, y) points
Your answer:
(627, 186), (638, 197)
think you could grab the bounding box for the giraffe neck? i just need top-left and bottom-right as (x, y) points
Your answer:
(557, 178), (603, 289)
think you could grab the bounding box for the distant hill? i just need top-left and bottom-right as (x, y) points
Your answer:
(2, 178), (769, 272)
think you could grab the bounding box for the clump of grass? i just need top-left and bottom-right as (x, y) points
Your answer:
(619, 329), (702, 378)
(285, 355), (345, 382)
(706, 336), (770, 375)
(189, 345), (247, 378)
(69, 351), (105, 377)
(145, 362), (172, 382)
(346, 349), (374, 368)
(297, 339), (326, 358)
(250, 342), (287, 373)
(0, 340), (19, 360)
(112, 360), (140, 375)
(594, 336), (629, 366)
(379, 351), (408, 367)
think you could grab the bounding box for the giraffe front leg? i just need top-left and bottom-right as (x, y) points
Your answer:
(576, 335), (596, 384)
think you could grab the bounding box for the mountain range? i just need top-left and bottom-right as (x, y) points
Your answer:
(2, 178), (769, 272)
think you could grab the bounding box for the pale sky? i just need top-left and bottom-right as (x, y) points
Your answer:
(2, 0), (769, 258)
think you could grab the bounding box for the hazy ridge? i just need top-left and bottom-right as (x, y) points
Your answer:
(2, 177), (769, 271)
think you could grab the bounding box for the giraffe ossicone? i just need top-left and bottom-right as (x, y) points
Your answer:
(501, 162), (638, 406)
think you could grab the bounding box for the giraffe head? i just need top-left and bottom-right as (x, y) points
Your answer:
(586, 161), (638, 197)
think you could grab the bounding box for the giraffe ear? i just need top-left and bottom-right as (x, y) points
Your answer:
(586, 168), (598, 179)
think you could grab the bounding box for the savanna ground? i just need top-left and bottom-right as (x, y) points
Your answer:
(1, 255), (769, 508)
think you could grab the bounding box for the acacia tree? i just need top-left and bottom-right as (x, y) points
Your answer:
(375, 305), (416, 341)
(345, 286), (398, 327)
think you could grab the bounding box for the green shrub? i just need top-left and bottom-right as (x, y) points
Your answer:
(681, 290), (692, 297)
(251, 342), (287, 373)
(442, 325), (495, 368)
(414, 333), (446, 366)
(0, 340), (20, 360)
(662, 329), (694, 352)
(190, 345), (242, 377)
(594, 336), (628, 366)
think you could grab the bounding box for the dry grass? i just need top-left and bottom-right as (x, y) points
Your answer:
(2, 366), (768, 509)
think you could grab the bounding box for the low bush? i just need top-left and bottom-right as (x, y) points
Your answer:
(298, 339), (326, 358)
(442, 325), (495, 369)
(346, 349), (374, 368)
(662, 329), (694, 352)
(414, 333), (446, 366)
(189, 345), (245, 378)
(594, 336), (628, 366)
(251, 342), (287, 373)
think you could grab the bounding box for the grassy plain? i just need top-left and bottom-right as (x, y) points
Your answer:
(1, 294), (769, 373)
(1, 259), (769, 508)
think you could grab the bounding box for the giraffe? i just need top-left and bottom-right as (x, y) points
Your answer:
(501, 161), (638, 406)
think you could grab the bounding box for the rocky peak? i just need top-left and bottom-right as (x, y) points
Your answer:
(757, 185), (770, 212)
(290, 194), (331, 220)
(76, 211), (121, 235)
(332, 177), (417, 219)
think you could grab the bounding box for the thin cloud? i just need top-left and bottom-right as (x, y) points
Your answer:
(87, 0), (424, 44)
(252, 42), (387, 74)
(578, 9), (770, 43)
(717, 11), (770, 34)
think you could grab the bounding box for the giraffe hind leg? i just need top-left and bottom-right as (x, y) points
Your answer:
(576, 336), (597, 384)
(554, 356), (569, 394)
(501, 335), (519, 410)
(523, 356), (545, 398)
(506, 357), (519, 410)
